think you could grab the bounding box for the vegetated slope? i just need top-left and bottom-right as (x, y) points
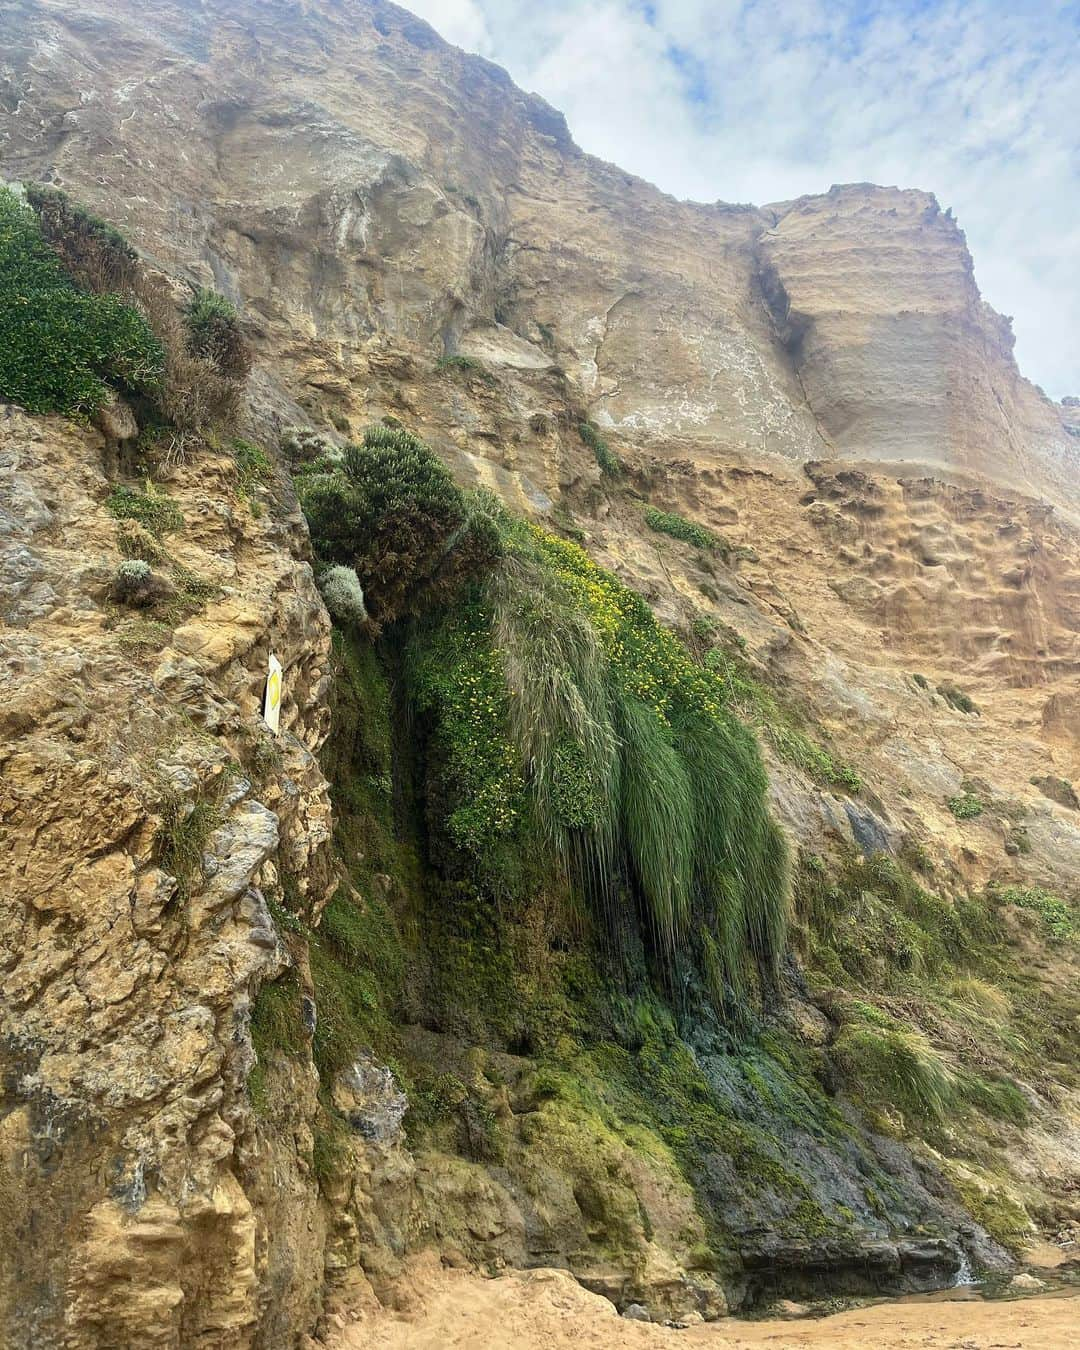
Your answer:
(0, 1), (1078, 1347)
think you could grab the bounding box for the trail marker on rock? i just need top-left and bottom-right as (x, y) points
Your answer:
(264, 653), (283, 734)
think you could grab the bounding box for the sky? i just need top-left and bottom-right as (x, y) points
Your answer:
(403, 0), (1080, 400)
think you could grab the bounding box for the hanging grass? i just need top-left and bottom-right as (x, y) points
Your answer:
(304, 424), (791, 1005)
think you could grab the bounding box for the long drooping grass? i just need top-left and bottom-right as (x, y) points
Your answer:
(305, 425), (791, 1003)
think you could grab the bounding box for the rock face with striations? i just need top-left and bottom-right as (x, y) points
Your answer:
(1, 1), (1078, 1346)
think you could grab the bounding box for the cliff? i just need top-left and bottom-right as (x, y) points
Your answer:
(1, 1), (1078, 1346)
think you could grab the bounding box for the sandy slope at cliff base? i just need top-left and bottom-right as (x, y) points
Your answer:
(324, 1254), (1079, 1350)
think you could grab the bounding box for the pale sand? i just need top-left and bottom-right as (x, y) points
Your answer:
(325, 1257), (1079, 1350)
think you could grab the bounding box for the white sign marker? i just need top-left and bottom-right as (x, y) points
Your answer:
(264, 653), (283, 734)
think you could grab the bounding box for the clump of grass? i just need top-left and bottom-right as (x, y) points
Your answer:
(0, 186), (164, 416)
(437, 353), (495, 383)
(705, 644), (861, 794)
(644, 505), (717, 551)
(116, 617), (173, 654)
(937, 682), (979, 715)
(832, 1019), (957, 1124)
(579, 421), (622, 477)
(105, 483), (183, 537)
(947, 790), (983, 820)
(231, 437), (273, 505)
(155, 792), (222, 902)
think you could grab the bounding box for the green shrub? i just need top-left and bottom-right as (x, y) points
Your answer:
(579, 421), (622, 477)
(0, 186), (163, 416)
(24, 183), (137, 292)
(947, 791), (983, 820)
(992, 884), (1075, 941)
(644, 505), (716, 551)
(184, 287), (250, 378)
(231, 437), (272, 498)
(299, 424), (500, 628)
(437, 353), (494, 383)
(937, 682), (979, 715)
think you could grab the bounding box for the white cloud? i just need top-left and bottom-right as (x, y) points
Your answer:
(402, 0), (1080, 399)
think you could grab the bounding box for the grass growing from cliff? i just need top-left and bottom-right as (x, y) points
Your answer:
(0, 186), (164, 416)
(302, 423), (791, 1007)
(702, 639), (861, 794)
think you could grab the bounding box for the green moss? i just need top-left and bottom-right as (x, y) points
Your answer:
(311, 1112), (351, 1191)
(0, 186), (163, 416)
(952, 1179), (1031, 1253)
(106, 483), (183, 537)
(248, 971), (306, 1114)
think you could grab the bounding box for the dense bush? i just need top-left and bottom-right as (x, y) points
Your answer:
(319, 565), (368, 626)
(184, 287), (251, 379)
(0, 187), (164, 416)
(299, 424), (500, 628)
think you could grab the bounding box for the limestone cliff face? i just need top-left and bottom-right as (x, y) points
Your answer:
(1, 0), (1079, 1346)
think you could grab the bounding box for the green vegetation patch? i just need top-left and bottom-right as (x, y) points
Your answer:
(0, 186), (164, 416)
(993, 884), (1075, 941)
(183, 287), (250, 378)
(105, 483), (183, 537)
(579, 421), (622, 477)
(704, 641), (861, 793)
(298, 424), (500, 629)
(437, 353), (495, 383)
(154, 792), (222, 903)
(947, 790), (983, 820)
(644, 505), (717, 551)
(937, 682), (979, 716)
